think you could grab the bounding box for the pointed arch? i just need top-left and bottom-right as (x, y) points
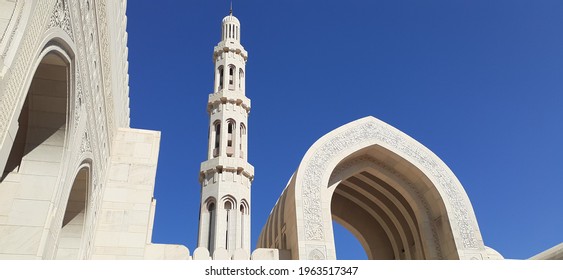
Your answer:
(226, 119), (236, 157)
(228, 64), (236, 90)
(238, 68), (244, 90)
(258, 116), (487, 260)
(239, 122), (246, 159)
(55, 163), (92, 259)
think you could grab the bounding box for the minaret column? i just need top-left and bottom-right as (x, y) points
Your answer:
(198, 11), (253, 257)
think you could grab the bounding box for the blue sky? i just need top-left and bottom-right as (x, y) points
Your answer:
(126, 1), (563, 260)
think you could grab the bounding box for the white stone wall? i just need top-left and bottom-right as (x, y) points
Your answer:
(0, 0), (185, 260)
(92, 128), (174, 259)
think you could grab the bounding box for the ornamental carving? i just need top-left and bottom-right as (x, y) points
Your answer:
(301, 119), (478, 249)
(1, 1), (24, 60)
(49, 0), (73, 39)
(308, 249), (325, 260)
(0, 0), (51, 143)
(80, 132), (91, 153)
(74, 68), (83, 128)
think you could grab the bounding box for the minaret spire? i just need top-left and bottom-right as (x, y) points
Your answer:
(229, 1), (233, 15)
(197, 11), (252, 258)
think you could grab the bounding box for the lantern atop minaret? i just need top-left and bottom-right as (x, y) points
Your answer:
(221, 9), (241, 43)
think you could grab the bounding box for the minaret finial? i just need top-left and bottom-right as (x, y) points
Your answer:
(229, 1), (233, 15)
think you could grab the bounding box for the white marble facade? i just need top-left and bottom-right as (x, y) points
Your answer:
(0, 0), (188, 260)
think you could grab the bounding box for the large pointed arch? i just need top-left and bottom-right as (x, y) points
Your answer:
(0, 28), (87, 259)
(258, 116), (488, 260)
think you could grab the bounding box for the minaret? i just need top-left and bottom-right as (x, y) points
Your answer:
(198, 10), (253, 257)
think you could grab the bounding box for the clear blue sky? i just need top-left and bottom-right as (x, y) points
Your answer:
(126, 1), (563, 260)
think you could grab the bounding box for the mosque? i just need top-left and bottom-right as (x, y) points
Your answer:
(0, 1), (561, 260)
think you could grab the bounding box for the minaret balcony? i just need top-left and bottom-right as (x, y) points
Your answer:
(201, 157), (255, 180)
(207, 89), (251, 113)
(213, 42), (247, 61)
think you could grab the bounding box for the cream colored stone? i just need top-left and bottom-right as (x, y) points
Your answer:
(213, 248), (230, 260)
(251, 248), (279, 260)
(16, 175), (57, 200)
(143, 244), (189, 259)
(0, 226), (42, 255)
(529, 243), (563, 260)
(193, 247), (211, 260)
(232, 248), (249, 260)
(108, 163), (130, 182)
(7, 199), (50, 226)
(95, 231), (120, 247)
(118, 232), (147, 248)
(128, 164), (156, 185)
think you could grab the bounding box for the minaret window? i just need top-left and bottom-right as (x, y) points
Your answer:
(214, 122), (221, 158)
(227, 120), (235, 157)
(228, 65), (235, 90)
(218, 66), (224, 90)
(240, 123), (246, 159)
(239, 69), (244, 90)
(224, 200), (233, 250)
(239, 200), (248, 249)
(207, 201), (216, 252)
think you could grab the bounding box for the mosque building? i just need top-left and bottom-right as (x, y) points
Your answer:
(0, 1), (560, 260)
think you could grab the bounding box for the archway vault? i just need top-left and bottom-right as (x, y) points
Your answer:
(258, 116), (488, 260)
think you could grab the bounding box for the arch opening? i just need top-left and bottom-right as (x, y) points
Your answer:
(213, 121), (221, 158)
(226, 119), (235, 157)
(258, 116), (485, 260)
(228, 65), (235, 90)
(207, 199), (216, 252)
(0, 51), (72, 259)
(55, 166), (89, 259)
(2, 52), (68, 181)
(330, 167), (425, 260)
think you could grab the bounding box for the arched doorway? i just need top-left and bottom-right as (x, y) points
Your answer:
(1, 52), (68, 180)
(258, 117), (488, 260)
(328, 153), (431, 260)
(0, 47), (73, 259)
(55, 166), (89, 259)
